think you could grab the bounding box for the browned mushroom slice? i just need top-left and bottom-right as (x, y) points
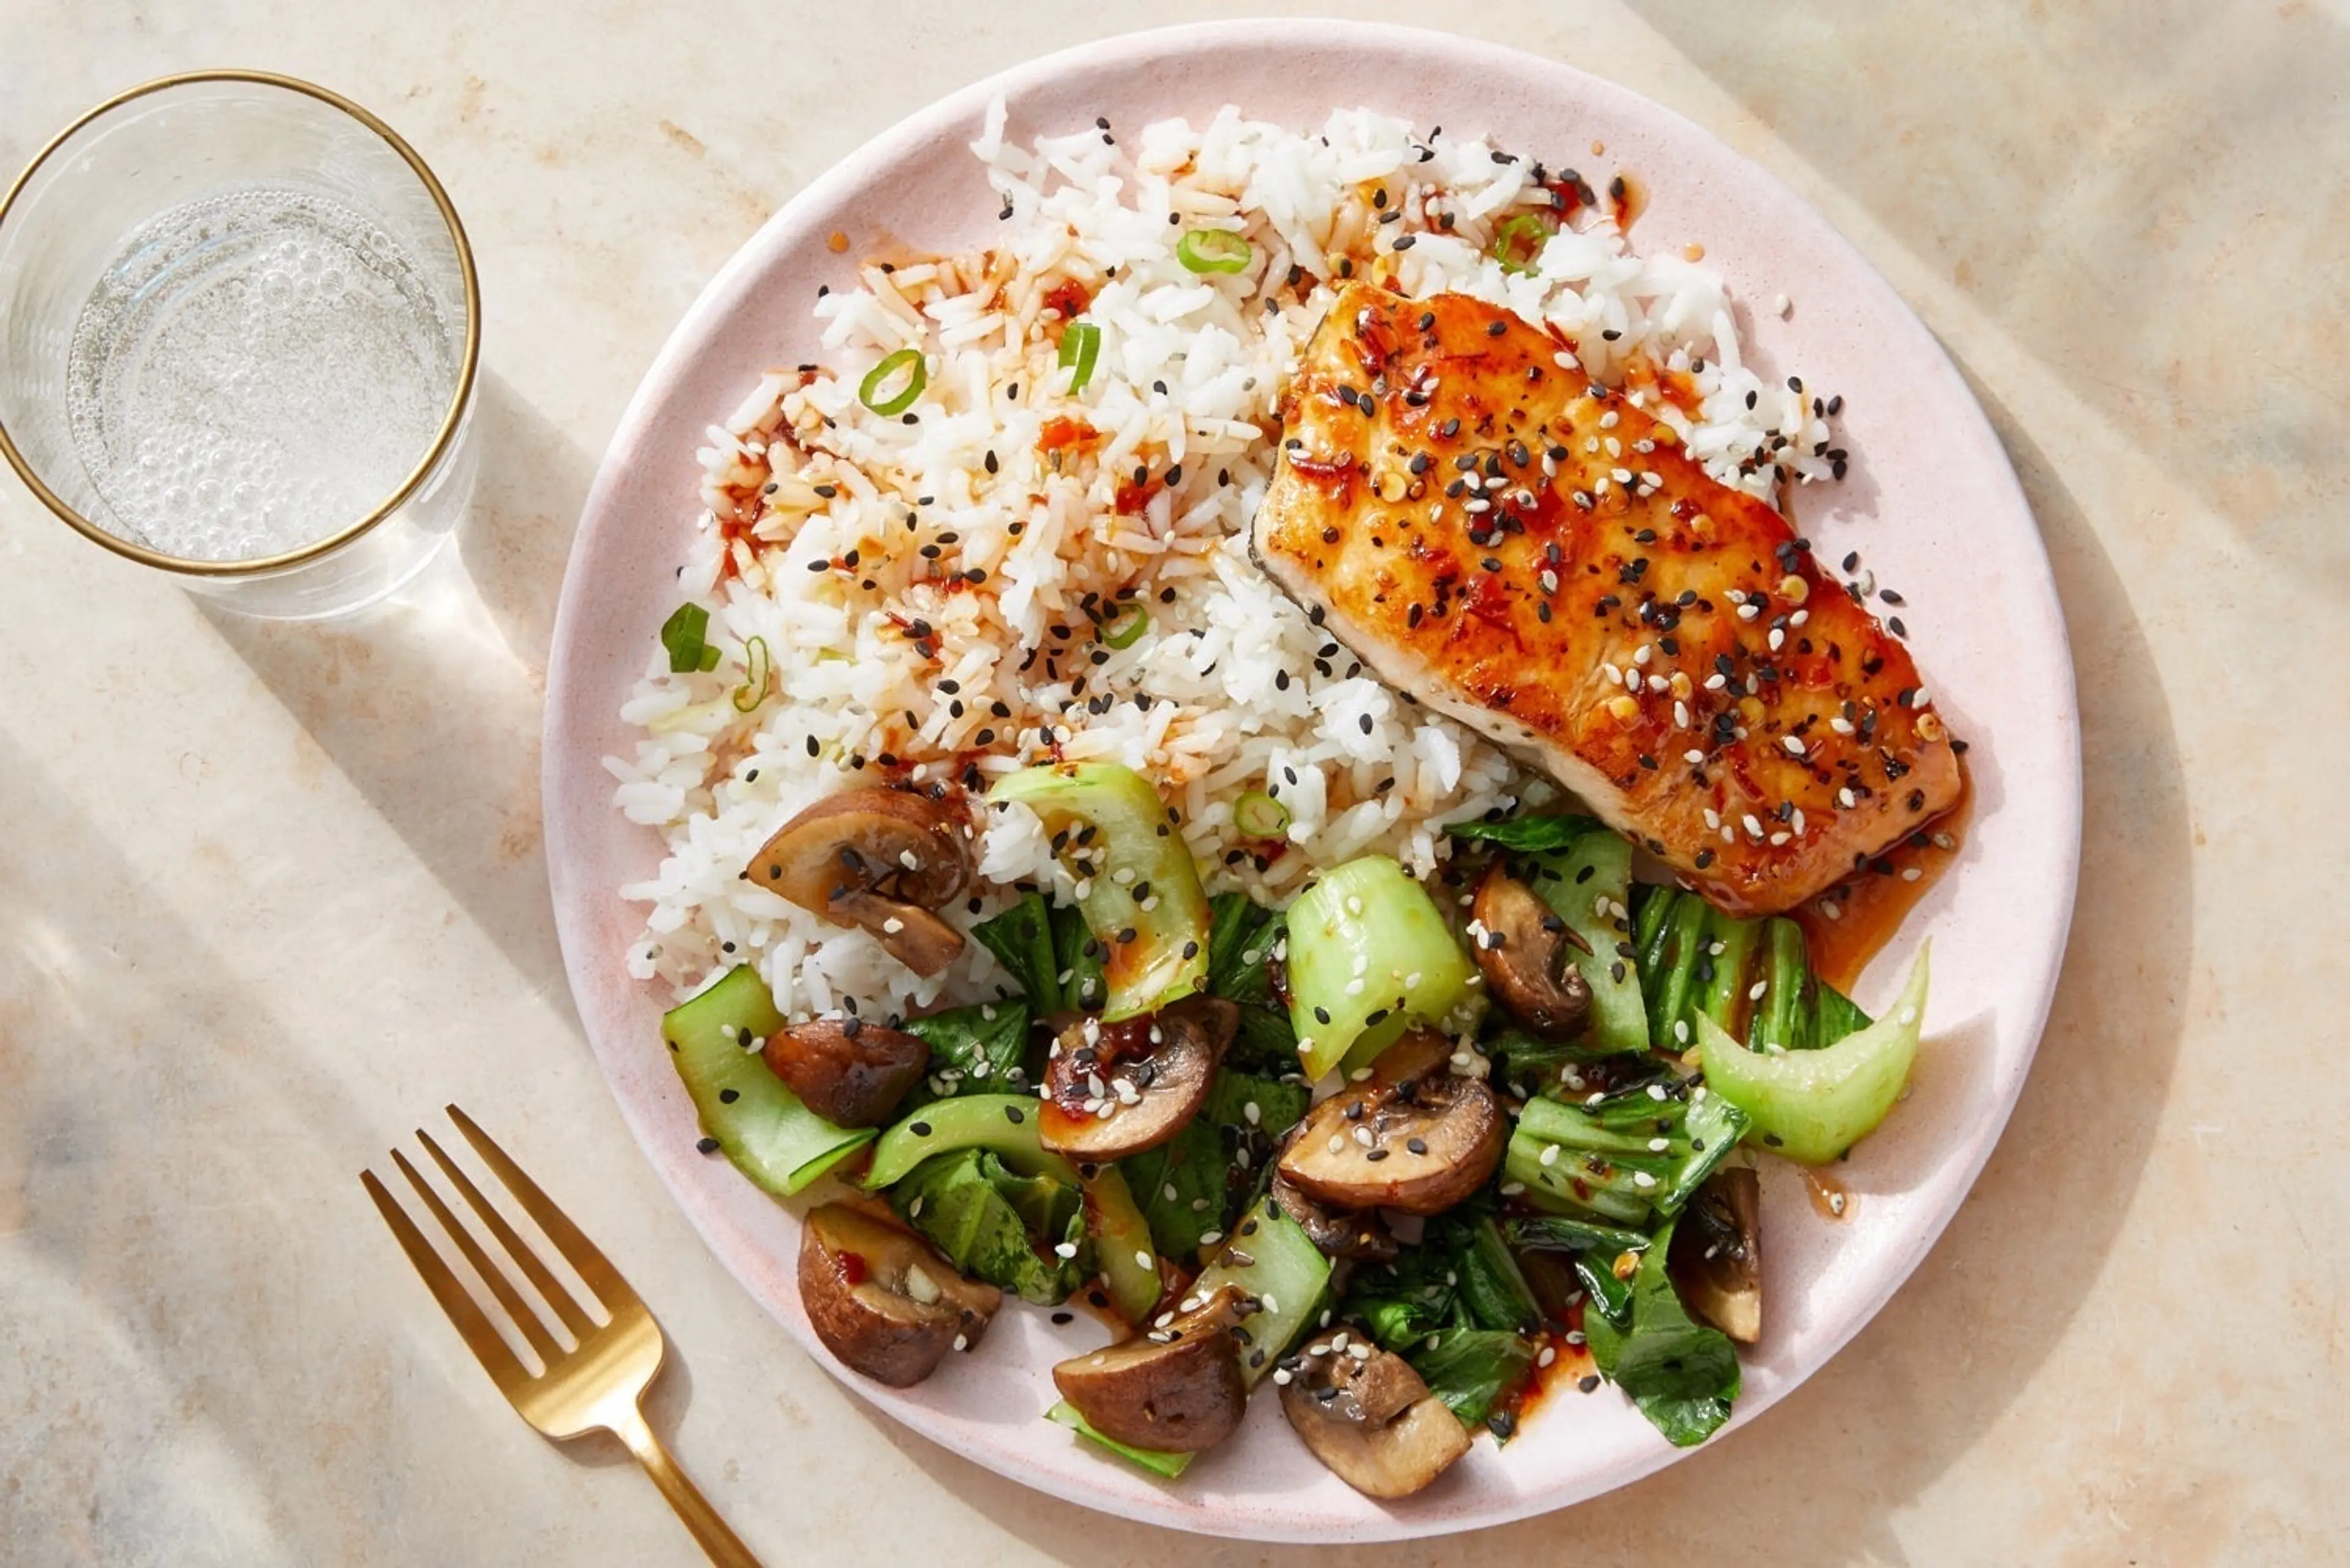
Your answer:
(1272, 1173), (1397, 1263)
(1470, 861), (1594, 1041)
(764, 1018), (931, 1128)
(1275, 1029), (1505, 1215)
(747, 790), (974, 975)
(797, 1203), (999, 1387)
(1666, 1165), (1761, 1343)
(1036, 995), (1236, 1162)
(1278, 1324), (1471, 1498)
(1051, 1284), (1249, 1452)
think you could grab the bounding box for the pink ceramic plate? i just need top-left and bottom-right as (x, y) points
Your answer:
(545, 20), (2081, 1542)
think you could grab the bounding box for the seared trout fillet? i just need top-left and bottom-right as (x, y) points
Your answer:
(1251, 283), (1961, 917)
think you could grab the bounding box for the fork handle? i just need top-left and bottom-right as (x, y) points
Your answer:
(611, 1407), (763, 1568)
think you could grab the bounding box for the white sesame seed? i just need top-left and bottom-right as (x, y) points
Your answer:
(1135, 1250), (1154, 1270)
(1054, 1241), (1079, 1258)
(1539, 1143), (1561, 1167)
(1749, 979), (1768, 1001)
(1684, 749), (1706, 764)
(952, 1334), (969, 1352)
(1901, 867), (1923, 882)
(1272, 1368), (1292, 1386)
(1632, 1171), (1658, 1190)
(1781, 734), (1807, 756)
(1646, 1084), (1669, 1102)
(1199, 1231), (1224, 1247)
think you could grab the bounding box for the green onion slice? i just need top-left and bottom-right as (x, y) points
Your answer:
(1177, 228), (1254, 275)
(1234, 790), (1291, 839)
(660, 602), (712, 674)
(1058, 321), (1101, 392)
(731, 635), (771, 712)
(1492, 212), (1554, 277)
(1101, 604), (1149, 649)
(859, 348), (927, 416)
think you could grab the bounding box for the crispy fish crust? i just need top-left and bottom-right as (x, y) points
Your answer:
(1251, 283), (1961, 916)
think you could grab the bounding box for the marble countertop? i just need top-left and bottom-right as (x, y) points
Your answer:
(3, 2), (2341, 1563)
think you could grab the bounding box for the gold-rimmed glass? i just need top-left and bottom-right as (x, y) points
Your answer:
(0, 70), (481, 619)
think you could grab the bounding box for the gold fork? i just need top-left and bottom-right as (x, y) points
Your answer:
(362, 1105), (761, 1567)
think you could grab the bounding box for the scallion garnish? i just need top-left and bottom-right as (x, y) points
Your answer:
(1491, 212), (1554, 276)
(1101, 604), (1149, 649)
(1059, 321), (1101, 392)
(732, 635), (772, 712)
(1234, 790), (1291, 839)
(660, 602), (718, 673)
(1177, 227), (1254, 275)
(859, 348), (927, 416)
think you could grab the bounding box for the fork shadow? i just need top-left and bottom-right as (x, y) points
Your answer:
(846, 387), (2191, 1564)
(195, 371), (595, 1020)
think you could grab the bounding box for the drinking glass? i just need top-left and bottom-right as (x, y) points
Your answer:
(0, 71), (481, 619)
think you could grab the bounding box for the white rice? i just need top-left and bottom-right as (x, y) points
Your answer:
(606, 102), (1845, 1021)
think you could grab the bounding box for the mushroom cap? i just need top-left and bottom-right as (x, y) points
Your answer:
(797, 1203), (999, 1387)
(1276, 1029), (1506, 1215)
(1666, 1165), (1761, 1343)
(1471, 862), (1594, 1042)
(1271, 1173), (1398, 1263)
(1037, 995), (1236, 1162)
(1278, 1324), (1472, 1498)
(764, 1019), (932, 1129)
(747, 790), (973, 975)
(1050, 1284), (1250, 1452)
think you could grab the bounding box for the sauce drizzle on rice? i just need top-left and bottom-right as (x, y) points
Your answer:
(605, 102), (1860, 1023)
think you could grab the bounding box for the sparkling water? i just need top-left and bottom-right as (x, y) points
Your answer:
(64, 185), (457, 563)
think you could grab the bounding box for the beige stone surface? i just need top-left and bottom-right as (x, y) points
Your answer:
(2, 1), (2341, 1562)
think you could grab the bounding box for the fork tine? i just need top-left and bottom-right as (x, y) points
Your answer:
(390, 1149), (563, 1365)
(446, 1105), (632, 1309)
(416, 1128), (600, 1338)
(362, 1168), (529, 1391)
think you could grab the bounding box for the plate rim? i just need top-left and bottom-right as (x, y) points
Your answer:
(543, 17), (2083, 1542)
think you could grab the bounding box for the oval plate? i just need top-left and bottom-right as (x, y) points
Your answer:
(544, 19), (2081, 1542)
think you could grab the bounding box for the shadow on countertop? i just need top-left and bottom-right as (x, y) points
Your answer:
(196, 371), (596, 1018)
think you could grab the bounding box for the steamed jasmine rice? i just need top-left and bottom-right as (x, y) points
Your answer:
(606, 100), (1843, 1022)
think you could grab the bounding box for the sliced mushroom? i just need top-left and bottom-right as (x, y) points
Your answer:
(1051, 1284), (1248, 1452)
(747, 790), (973, 975)
(1471, 862), (1593, 1041)
(1278, 1324), (1471, 1498)
(1276, 1029), (1505, 1215)
(1037, 994), (1236, 1162)
(797, 1203), (999, 1387)
(764, 1019), (931, 1128)
(1666, 1165), (1761, 1343)
(1272, 1173), (1397, 1263)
